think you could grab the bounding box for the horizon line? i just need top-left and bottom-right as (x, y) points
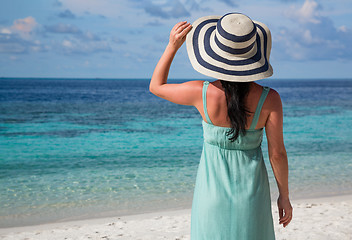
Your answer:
(1, 77), (352, 81)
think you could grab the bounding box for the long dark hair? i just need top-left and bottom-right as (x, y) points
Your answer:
(220, 80), (252, 142)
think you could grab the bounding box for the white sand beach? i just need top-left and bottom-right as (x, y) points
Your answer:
(1, 194), (351, 240)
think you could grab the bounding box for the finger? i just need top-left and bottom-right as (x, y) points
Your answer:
(279, 212), (290, 223)
(179, 24), (192, 39)
(172, 21), (187, 32)
(278, 208), (284, 219)
(283, 207), (293, 219)
(286, 216), (293, 226)
(176, 22), (191, 34)
(279, 211), (292, 224)
(283, 216), (292, 227)
(184, 24), (193, 34)
(279, 214), (289, 224)
(174, 21), (187, 31)
(285, 216), (292, 225)
(280, 217), (289, 225)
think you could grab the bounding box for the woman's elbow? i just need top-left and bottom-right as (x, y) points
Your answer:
(269, 151), (287, 163)
(149, 83), (158, 95)
(149, 84), (154, 94)
(149, 85), (162, 98)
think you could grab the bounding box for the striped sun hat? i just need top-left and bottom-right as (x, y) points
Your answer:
(186, 13), (273, 82)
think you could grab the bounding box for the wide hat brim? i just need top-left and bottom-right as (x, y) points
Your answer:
(186, 15), (273, 82)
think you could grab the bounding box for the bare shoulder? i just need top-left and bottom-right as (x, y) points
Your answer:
(185, 80), (205, 85)
(181, 80), (205, 90)
(267, 87), (281, 99)
(183, 80), (205, 97)
(266, 87), (282, 110)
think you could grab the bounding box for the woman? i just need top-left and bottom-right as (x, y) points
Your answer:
(150, 13), (292, 239)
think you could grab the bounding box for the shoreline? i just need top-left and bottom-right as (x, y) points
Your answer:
(1, 191), (352, 230)
(1, 193), (352, 239)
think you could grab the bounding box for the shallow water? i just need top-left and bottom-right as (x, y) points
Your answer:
(1, 78), (351, 227)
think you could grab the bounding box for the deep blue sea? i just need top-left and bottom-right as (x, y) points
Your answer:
(1, 78), (352, 228)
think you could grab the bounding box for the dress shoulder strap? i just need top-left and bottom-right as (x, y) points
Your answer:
(249, 86), (270, 130)
(202, 81), (213, 125)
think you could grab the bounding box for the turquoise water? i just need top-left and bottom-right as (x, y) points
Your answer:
(1, 78), (352, 227)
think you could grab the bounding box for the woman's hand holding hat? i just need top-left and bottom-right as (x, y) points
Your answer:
(150, 20), (194, 100)
(168, 21), (192, 52)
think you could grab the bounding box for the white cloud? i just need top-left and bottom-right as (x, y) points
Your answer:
(0, 14), (113, 56)
(338, 25), (348, 33)
(81, 31), (100, 41)
(11, 16), (38, 39)
(62, 40), (73, 48)
(9, 55), (18, 61)
(286, 0), (321, 24)
(1, 28), (11, 34)
(0, 33), (43, 54)
(12, 16), (37, 32)
(1, 17), (38, 36)
(0, 16), (47, 54)
(302, 29), (321, 44)
(275, 0), (352, 61)
(57, 0), (125, 18)
(60, 37), (111, 55)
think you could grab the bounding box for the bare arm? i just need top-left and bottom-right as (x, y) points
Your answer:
(265, 89), (293, 227)
(265, 90), (289, 198)
(149, 21), (202, 106)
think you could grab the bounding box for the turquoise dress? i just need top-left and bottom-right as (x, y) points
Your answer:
(191, 81), (275, 240)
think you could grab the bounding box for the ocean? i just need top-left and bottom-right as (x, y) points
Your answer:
(1, 78), (351, 228)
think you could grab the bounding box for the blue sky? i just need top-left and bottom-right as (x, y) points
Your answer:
(0, 0), (351, 79)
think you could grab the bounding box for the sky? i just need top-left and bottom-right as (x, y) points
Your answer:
(0, 0), (352, 79)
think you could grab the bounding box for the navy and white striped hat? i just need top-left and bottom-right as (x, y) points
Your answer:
(186, 13), (273, 82)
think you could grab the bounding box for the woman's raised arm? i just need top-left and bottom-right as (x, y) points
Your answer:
(149, 21), (202, 106)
